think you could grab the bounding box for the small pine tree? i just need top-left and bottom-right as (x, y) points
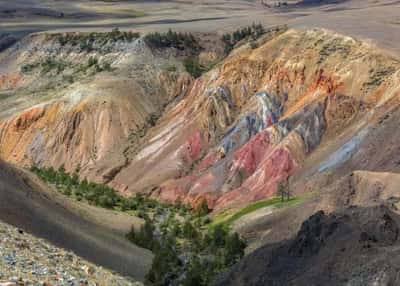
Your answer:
(126, 225), (136, 242)
(277, 180), (290, 202)
(210, 225), (228, 249)
(196, 199), (210, 217)
(183, 221), (198, 240)
(224, 232), (246, 266)
(183, 257), (204, 286)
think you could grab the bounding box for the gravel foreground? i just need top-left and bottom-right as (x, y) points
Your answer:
(0, 221), (143, 286)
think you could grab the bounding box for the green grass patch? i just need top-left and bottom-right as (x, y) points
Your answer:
(211, 196), (303, 228)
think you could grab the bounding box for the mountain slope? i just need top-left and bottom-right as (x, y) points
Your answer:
(1, 27), (400, 285)
(0, 160), (152, 280)
(213, 204), (400, 286)
(110, 28), (399, 210)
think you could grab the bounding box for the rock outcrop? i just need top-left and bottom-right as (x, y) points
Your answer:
(214, 205), (400, 286)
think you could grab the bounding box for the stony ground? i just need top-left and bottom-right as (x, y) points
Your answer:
(0, 221), (142, 286)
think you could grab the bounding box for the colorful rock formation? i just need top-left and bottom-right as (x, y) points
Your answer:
(0, 28), (399, 212)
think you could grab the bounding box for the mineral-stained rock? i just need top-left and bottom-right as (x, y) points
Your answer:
(1, 29), (400, 211)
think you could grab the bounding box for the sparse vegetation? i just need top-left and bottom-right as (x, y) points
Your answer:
(30, 165), (159, 211)
(76, 56), (113, 75)
(363, 66), (396, 89)
(53, 28), (140, 52)
(166, 65), (177, 72)
(142, 209), (246, 286)
(21, 63), (40, 73)
(21, 55), (112, 78)
(30, 165), (246, 286)
(183, 57), (207, 78)
(21, 58), (68, 75)
(317, 38), (351, 64)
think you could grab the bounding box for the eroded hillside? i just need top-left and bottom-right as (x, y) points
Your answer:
(214, 204), (400, 286)
(1, 23), (400, 286)
(0, 28), (399, 214)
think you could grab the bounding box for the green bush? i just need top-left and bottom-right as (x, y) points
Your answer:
(183, 58), (207, 78)
(223, 232), (246, 266)
(196, 199), (211, 217)
(126, 217), (155, 250)
(21, 63), (40, 73)
(40, 58), (67, 74)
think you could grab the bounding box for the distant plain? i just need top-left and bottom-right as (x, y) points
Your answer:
(1, 0), (400, 54)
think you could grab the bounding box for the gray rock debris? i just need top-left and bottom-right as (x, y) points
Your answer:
(0, 221), (143, 286)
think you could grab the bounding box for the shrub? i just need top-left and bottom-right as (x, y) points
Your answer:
(21, 63), (39, 73)
(31, 164), (247, 285)
(183, 257), (204, 286)
(223, 232), (246, 266)
(40, 58), (67, 75)
(196, 199), (211, 217)
(87, 57), (98, 67)
(126, 217), (155, 250)
(183, 58), (207, 78)
(183, 221), (198, 240)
